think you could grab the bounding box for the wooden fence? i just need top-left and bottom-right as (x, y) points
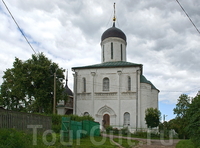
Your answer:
(0, 108), (52, 133)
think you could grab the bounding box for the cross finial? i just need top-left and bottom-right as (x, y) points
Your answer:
(113, 3), (116, 22)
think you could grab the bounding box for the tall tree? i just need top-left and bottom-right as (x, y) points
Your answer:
(185, 95), (200, 146)
(0, 53), (65, 113)
(173, 94), (190, 139)
(145, 107), (161, 128)
(173, 94), (190, 118)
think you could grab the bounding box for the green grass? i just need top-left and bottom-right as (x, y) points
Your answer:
(113, 138), (139, 148)
(0, 129), (119, 148)
(176, 139), (195, 148)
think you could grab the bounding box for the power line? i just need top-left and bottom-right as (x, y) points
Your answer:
(75, 77), (199, 94)
(2, 0), (37, 54)
(175, 0), (200, 35)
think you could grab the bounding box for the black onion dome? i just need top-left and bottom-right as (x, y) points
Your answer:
(101, 23), (126, 42)
(64, 84), (73, 96)
(64, 72), (73, 96)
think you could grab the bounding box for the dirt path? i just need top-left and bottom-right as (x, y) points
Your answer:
(102, 134), (180, 148)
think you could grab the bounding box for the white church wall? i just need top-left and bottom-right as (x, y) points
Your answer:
(76, 72), (93, 93)
(76, 100), (93, 116)
(73, 67), (158, 129)
(120, 71), (137, 92)
(140, 83), (159, 128)
(150, 89), (159, 108)
(120, 100), (137, 127)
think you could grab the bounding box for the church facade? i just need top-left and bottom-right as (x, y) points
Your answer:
(72, 21), (159, 130)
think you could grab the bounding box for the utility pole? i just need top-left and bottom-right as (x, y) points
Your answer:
(163, 114), (167, 122)
(53, 72), (56, 114)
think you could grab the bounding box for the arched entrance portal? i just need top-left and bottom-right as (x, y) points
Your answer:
(96, 105), (116, 128)
(103, 114), (110, 127)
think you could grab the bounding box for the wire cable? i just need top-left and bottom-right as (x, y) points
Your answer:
(175, 0), (200, 35)
(2, 0), (37, 54)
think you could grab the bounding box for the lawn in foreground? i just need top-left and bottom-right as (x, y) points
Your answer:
(176, 139), (195, 148)
(113, 138), (139, 148)
(0, 128), (120, 148)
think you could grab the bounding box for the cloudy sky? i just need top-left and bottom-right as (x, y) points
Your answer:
(0, 0), (200, 120)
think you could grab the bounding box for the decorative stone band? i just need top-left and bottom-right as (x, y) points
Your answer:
(95, 92), (117, 96)
(121, 92), (136, 95)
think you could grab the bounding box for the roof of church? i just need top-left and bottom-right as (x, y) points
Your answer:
(140, 75), (159, 91)
(72, 61), (142, 69)
(101, 22), (126, 42)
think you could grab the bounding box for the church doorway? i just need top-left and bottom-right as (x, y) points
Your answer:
(103, 114), (110, 127)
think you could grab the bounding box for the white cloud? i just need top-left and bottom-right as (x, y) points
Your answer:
(0, 0), (200, 114)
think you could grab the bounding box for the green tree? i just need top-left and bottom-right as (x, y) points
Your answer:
(145, 107), (161, 128)
(185, 95), (200, 147)
(0, 53), (65, 113)
(173, 94), (190, 139)
(173, 94), (190, 118)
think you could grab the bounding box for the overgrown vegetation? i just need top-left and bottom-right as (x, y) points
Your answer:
(185, 95), (200, 147)
(176, 140), (195, 148)
(105, 126), (130, 136)
(173, 94), (190, 139)
(173, 94), (200, 147)
(0, 128), (119, 148)
(0, 128), (32, 148)
(105, 126), (175, 140)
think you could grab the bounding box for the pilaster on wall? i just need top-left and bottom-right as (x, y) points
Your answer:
(91, 72), (96, 117)
(73, 72), (77, 115)
(136, 68), (141, 130)
(117, 70), (122, 126)
(137, 69), (141, 128)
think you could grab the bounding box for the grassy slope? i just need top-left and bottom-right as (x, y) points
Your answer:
(176, 140), (195, 148)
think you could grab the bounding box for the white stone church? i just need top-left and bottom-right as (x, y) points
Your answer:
(70, 18), (159, 130)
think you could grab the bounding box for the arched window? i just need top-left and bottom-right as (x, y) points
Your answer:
(103, 77), (109, 91)
(128, 76), (131, 91)
(124, 112), (130, 126)
(84, 112), (89, 116)
(83, 77), (86, 92)
(111, 42), (113, 59)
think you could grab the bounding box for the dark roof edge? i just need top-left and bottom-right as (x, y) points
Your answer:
(72, 65), (142, 69)
(140, 75), (159, 92)
(72, 62), (143, 70)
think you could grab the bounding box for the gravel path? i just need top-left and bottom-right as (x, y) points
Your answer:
(102, 134), (180, 148)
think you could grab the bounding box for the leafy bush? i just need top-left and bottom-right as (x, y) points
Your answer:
(67, 114), (94, 122)
(186, 95), (200, 147)
(176, 139), (195, 148)
(113, 128), (119, 135)
(132, 131), (147, 138)
(105, 126), (113, 133)
(0, 129), (32, 148)
(121, 127), (130, 135)
(131, 131), (162, 139)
